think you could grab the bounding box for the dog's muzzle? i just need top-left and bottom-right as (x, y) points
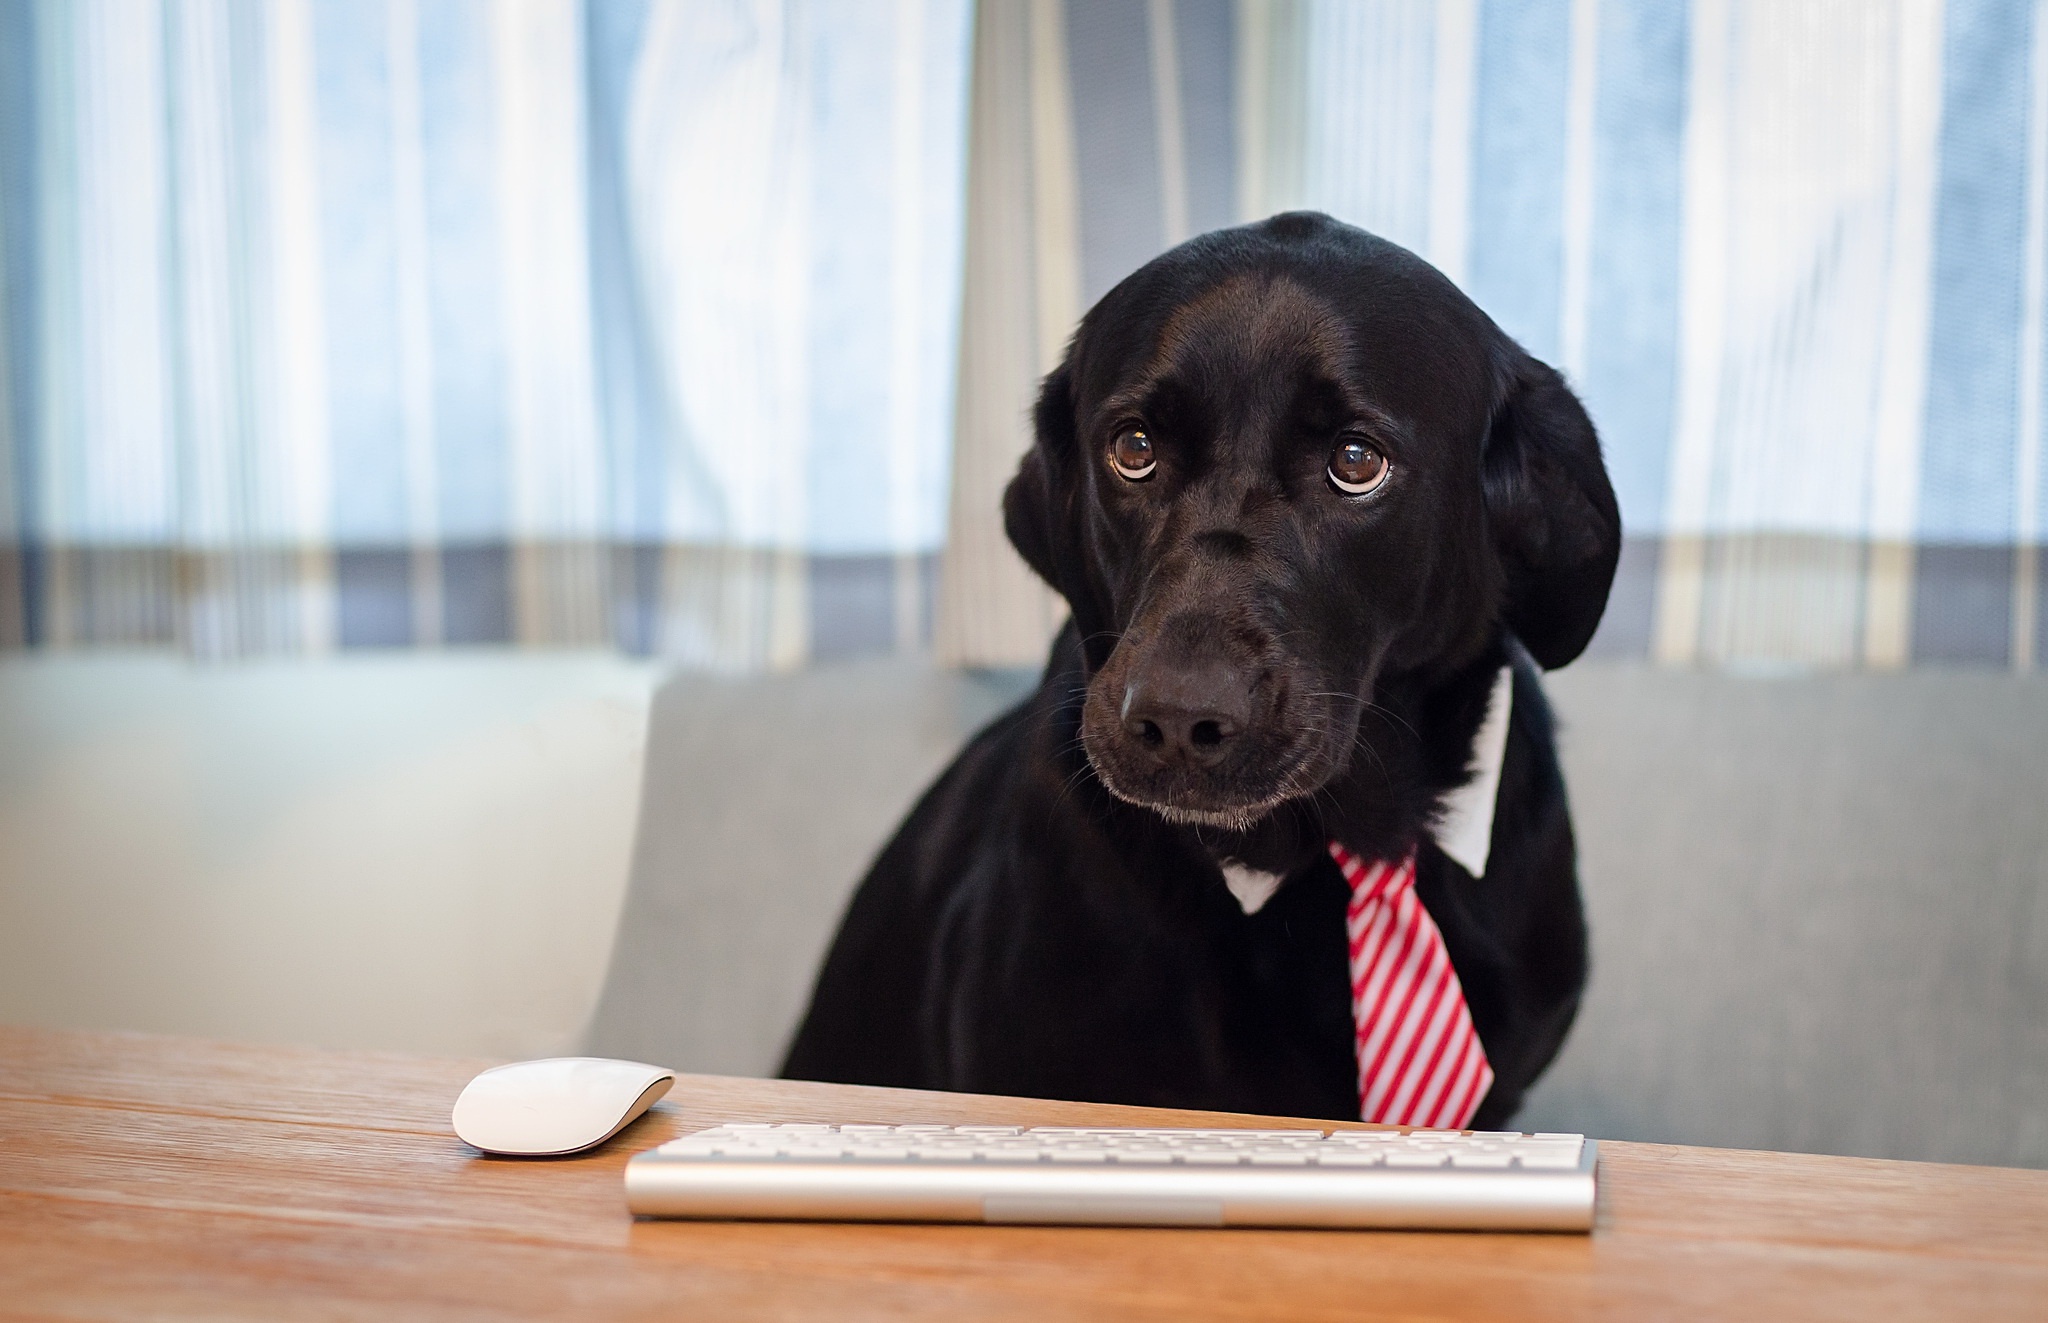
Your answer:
(1079, 615), (1331, 828)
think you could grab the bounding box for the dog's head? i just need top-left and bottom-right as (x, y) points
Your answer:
(1005, 213), (1620, 830)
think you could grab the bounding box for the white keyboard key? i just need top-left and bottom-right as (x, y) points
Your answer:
(1513, 1150), (1581, 1170)
(1314, 1152), (1384, 1167)
(854, 1146), (910, 1160)
(1449, 1152), (1516, 1168)
(1384, 1150), (1451, 1168)
(1248, 1151), (1311, 1166)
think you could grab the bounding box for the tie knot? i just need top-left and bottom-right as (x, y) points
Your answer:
(1327, 841), (1418, 905)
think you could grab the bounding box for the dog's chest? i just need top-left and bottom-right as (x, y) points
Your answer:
(1219, 860), (1286, 914)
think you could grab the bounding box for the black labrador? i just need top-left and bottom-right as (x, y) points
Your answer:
(784, 212), (1619, 1127)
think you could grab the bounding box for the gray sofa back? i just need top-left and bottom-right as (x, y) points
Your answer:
(1517, 665), (2048, 1167)
(585, 661), (1032, 1081)
(584, 659), (2048, 1168)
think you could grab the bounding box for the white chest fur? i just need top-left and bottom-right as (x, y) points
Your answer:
(1220, 861), (1287, 915)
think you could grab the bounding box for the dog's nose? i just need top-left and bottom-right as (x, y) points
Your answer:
(1120, 661), (1254, 767)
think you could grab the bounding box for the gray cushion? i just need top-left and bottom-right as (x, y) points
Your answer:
(583, 660), (1032, 1077)
(586, 659), (2048, 1168)
(1519, 665), (2048, 1168)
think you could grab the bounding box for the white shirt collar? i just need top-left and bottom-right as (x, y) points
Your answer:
(1431, 664), (1513, 881)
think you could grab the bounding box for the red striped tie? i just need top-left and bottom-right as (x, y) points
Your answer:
(1329, 841), (1494, 1129)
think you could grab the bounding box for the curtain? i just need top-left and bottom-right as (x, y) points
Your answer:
(938, 0), (2048, 672)
(0, 0), (973, 666)
(8, 1), (2045, 672)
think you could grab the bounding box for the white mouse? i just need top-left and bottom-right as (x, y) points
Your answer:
(452, 1057), (675, 1156)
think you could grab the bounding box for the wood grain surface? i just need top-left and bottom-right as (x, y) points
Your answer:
(3, 1025), (2045, 1320)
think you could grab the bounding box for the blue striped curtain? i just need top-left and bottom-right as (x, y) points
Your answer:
(0, 0), (972, 665)
(10, 2), (2045, 672)
(939, 0), (2048, 672)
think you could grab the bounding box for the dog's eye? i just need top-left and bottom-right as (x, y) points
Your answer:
(1327, 439), (1389, 495)
(1110, 428), (1157, 481)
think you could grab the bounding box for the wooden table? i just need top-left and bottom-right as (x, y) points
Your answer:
(3, 1027), (2045, 1320)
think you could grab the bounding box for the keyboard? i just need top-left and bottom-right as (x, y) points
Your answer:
(625, 1124), (1597, 1231)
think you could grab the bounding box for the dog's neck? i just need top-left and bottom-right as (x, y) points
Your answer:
(1183, 638), (1514, 884)
(1036, 623), (1514, 895)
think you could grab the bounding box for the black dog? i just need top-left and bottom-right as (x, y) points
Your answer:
(785, 213), (1619, 1127)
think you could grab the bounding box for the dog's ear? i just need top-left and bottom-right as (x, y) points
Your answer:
(1005, 360), (1121, 671)
(1003, 361), (1076, 593)
(1481, 355), (1621, 669)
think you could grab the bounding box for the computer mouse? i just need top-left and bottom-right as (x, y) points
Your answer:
(452, 1057), (675, 1156)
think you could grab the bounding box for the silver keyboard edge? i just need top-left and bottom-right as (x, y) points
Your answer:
(624, 1138), (1599, 1232)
